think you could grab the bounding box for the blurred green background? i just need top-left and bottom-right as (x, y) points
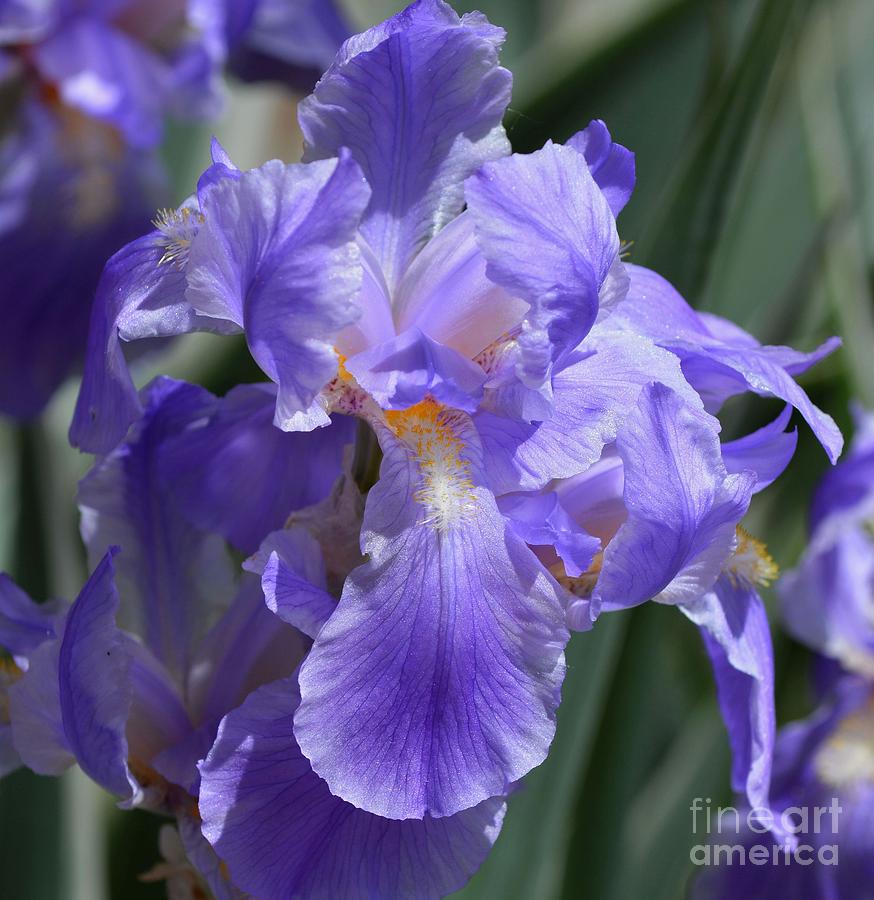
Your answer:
(2, 0), (872, 896)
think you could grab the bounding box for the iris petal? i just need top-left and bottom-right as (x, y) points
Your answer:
(466, 141), (620, 390)
(477, 329), (701, 494)
(566, 119), (636, 216)
(617, 265), (843, 463)
(721, 406), (798, 493)
(200, 675), (506, 899)
(57, 550), (140, 801)
(0, 575), (62, 656)
(160, 383), (354, 554)
(295, 408), (567, 819)
(187, 151), (370, 429)
(346, 327), (487, 413)
(594, 384), (754, 611)
(78, 378), (236, 683)
(680, 577), (786, 842)
(299, 0), (512, 290)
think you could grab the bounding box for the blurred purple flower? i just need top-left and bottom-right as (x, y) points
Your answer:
(0, 98), (165, 417)
(0, 0), (350, 418)
(780, 405), (874, 676)
(227, 0), (352, 88)
(692, 677), (874, 899)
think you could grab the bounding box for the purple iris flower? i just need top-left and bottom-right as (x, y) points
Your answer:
(71, 0), (607, 827)
(0, 0), (349, 418)
(494, 381), (796, 838)
(66, 0), (843, 889)
(3, 375), (323, 776)
(694, 409), (874, 897)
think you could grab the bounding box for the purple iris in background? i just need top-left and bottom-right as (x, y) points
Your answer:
(227, 0), (351, 88)
(64, 4), (845, 893)
(694, 406), (874, 898)
(0, 0), (350, 419)
(0, 0), (220, 417)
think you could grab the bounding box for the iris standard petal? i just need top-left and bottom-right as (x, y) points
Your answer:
(566, 119), (636, 216)
(199, 675), (506, 900)
(393, 212), (527, 359)
(333, 238), (396, 356)
(186, 151), (370, 429)
(594, 384), (754, 611)
(299, 0), (512, 290)
(553, 448), (627, 547)
(466, 141), (619, 387)
(78, 378), (236, 683)
(295, 404), (567, 819)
